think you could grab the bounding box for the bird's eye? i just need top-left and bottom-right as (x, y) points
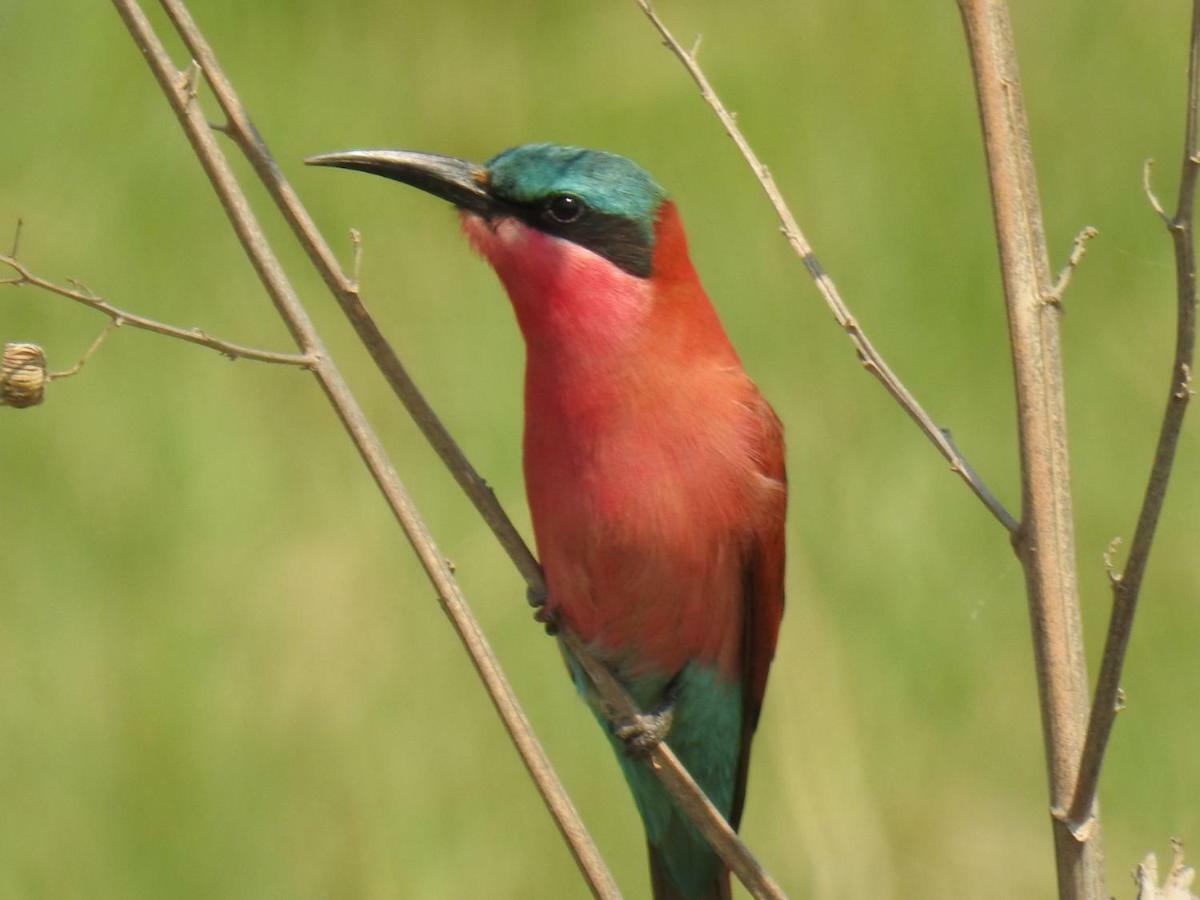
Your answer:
(545, 194), (585, 224)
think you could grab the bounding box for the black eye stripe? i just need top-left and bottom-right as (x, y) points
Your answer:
(498, 194), (655, 278)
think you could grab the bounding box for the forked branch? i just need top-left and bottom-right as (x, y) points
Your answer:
(1, 252), (314, 367)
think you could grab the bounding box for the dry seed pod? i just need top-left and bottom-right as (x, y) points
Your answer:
(1, 342), (48, 408)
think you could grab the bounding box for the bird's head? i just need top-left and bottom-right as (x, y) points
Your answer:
(307, 142), (707, 354)
(307, 142), (670, 278)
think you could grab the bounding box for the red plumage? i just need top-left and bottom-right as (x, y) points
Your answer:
(465, 196), (784, 716)
(466, 200), (785, 896)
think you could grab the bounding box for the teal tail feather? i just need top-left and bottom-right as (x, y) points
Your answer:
(649, 840), (731, 900)
(572, 659), (744, 900)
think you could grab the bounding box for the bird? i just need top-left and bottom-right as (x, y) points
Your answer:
(308, 143), (787, 900)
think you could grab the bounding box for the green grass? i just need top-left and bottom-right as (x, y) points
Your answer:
(2, 2), (1198, 897)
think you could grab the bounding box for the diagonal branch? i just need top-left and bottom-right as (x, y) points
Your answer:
(152, 3), (788, 897)
(559, 629), (787, 900)
(1068, 0), (1200, 830)
(108, 3), (620, 898)
(634, 0), (1018, 534)
(1, 252), (315, 367)
(154, 0), (544, 591)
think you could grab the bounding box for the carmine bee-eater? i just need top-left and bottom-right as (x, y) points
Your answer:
(308, 143), (786, 900)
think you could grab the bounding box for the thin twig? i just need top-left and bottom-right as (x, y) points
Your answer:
(634, 0), (1017, 534)
(155, 6), (786, 896)
(0, 252), (315, 367)
(1068, 0), (1200, 832)
(1046, 227), (1100, 306)
(1145, 159), (1171, 224)
(49, 320), (121, 379)
(958, 1), (1104, 897)
(110, 3), (621, 898)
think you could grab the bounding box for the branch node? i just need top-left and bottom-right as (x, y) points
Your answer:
(1071, 814), (1098, 843)
(178, 59), (202, 100)
(1175, 362), (1195, 400)
(1104, 536), (1124, 585)
(349, 227), (363, 292)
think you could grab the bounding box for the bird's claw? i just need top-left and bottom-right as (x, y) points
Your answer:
(533, 604), (559, 635)
(526, 586), (558, 635)
(614, 706), (675, 759)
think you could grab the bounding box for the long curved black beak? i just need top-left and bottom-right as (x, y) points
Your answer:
(305, 149), (495, 216)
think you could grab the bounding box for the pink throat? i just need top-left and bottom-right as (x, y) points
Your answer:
(460, 213), (652, 363)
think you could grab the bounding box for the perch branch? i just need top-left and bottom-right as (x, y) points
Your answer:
(109, 2), (619, 897)
(0, 252), (315, 367)
(958, 1), (1104, 897)
(1068, 0), (1200, 831)
(560, 630), (787, 900)
(634, 0), (1018, 534)
(153, 3), (787, 896)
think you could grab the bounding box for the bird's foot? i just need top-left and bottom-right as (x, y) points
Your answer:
(614, 709), (675, 758)
(613, 678), (680, 758)
(526, 585), (558, 635)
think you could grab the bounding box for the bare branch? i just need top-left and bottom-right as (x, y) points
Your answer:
(1046, 227), (1099, 306)
(110, 2), (620, 897)
(0, 252), (315, 367)
(1069, 0), (1200, 832)
(634, 0), (1017, 534)
(957, 1), (1104, 896)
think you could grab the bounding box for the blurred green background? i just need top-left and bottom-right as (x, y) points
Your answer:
(2, 1), (1197, 897)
